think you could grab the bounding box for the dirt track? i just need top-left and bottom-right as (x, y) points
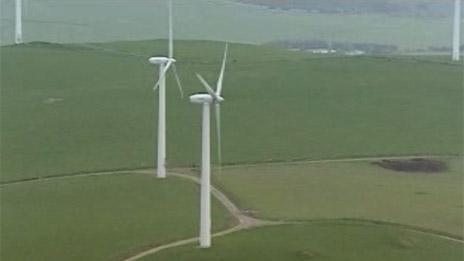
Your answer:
(122, 171), (287, 261)
(1, 155), (461, 260)
(122, 168), (463, 261)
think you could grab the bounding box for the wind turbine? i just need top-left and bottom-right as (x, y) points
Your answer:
(190, 44), (228, 248)
(149, 0), (183, 179)
(15, 0), (22, 44)
(453, 0), (462, 61)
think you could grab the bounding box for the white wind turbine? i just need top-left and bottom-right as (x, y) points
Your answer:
(190, 44), (228, 248)
(15, 0), (23, 44)
(149, 0), (183, 179)
(452, 0), (462, 61)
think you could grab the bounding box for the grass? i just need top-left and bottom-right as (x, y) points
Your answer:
(1, 40), (462, 182)
(0, 173), (235, 261)
(0, 0), (459, 51)
(143, 222), (464, 261)
(214, 157), (463, 237)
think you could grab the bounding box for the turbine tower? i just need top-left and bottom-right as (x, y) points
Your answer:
(149, 0), (183, 179)
(452, 0), (461, 61)
(15, 0), (22, 44)
(190, 44), (228, 248)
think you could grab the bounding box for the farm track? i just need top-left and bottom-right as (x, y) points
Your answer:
(122, 171), (287, 261)
(1, 155), (462, 260)
(121, 170), (463, 261)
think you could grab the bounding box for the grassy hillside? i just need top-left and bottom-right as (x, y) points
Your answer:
(145, 223), (464, 261)
(0, 0), (458, 52)
(0, 174), (234, 260)
(215, 157), (463, 237)
(1, 41), (462, 182)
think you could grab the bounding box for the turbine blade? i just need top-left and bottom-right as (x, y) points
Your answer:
(216, 43), (228, 96)
(215, 103), (222, 167)
(153, 72), (160, 92)
(172, 64), (184, 98)
(196, 73), (220, 100)
(168, 0), (174, 58)
(153, 60), (173, 91)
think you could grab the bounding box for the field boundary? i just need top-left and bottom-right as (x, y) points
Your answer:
(1, 154), (457, 186)
(1, 155), (462, 260)
(122, 221), (464, 261)
(220, 154), (458, 170)
(120, 171), (463, 260)
(276, 218), (464, 242)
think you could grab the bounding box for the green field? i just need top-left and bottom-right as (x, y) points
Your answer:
(0, 0), (459, 51)
(1, 41), (462, 182)
(144, 223), (464, 261)
(0, 174), (234, 260)
(0, 40), (462, 260)
(214, 157), (463, 237)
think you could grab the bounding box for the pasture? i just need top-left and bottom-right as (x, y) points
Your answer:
(144, 223), (464, 261)
(214, 157), (463, 237)
(0, 40), (462, 260)
(0, 173), (234, 260)
(1, 41), (462, 182)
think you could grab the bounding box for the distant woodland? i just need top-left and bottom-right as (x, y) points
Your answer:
(235, 0), (453, 16)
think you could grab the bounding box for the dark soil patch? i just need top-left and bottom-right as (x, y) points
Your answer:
(372, 158), (447, 173)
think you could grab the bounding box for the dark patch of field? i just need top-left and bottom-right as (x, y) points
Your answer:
(373, 158), (447, 173)
(214, 158), (463, 236)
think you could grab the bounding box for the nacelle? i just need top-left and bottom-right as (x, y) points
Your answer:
(149, 57), (176, 65)
(190, 93), (214, 104)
